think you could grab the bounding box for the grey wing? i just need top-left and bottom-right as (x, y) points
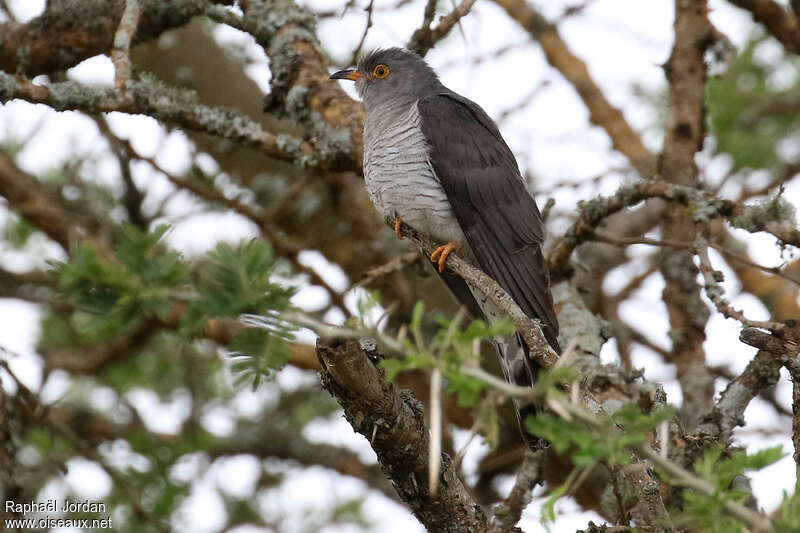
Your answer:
(418, 93), (560, 353)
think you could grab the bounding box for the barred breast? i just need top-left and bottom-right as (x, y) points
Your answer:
(363, 100), (465, 246)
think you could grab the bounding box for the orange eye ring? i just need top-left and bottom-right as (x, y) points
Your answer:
(372, 64), (390, 79)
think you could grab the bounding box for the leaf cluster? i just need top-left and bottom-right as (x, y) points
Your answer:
(707, 36), (800, 171)
(380, 301), (515, 407)
(54, 224), (188, 340)
(50, 225), (296, 390)
(676, 446), (785, 533)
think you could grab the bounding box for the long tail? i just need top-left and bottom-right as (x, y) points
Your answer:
(493, 332), (547, 449)
(437, 269), (559, 448)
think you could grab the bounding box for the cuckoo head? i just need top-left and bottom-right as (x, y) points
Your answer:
(329, 48), (442, 110)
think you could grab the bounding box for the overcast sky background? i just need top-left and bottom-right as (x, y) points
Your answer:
(0, 0), (797, 531)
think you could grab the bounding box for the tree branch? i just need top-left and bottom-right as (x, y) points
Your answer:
(488, 449), (546, 533)
(491, 0), (655, 176)
(397, 219), (559, 369)
(0, 73), (317, 168)
(111, 0), (143, 89)
(0, 0), (233, 77)
(408, 0), (478, 57)
(316, 338), (489, 532)
(727, 0), (800, 53)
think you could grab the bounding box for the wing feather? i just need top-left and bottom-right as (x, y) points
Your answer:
(418, 93), (560, 352)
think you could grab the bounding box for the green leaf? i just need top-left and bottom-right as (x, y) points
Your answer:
(228, 329), (292, 390)
(184, 239), (296, 334)
(776, 479), (800, 533)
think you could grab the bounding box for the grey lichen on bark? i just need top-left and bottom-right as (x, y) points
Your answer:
(241, 0), (366, 168)
(316, 338), (489, 533)
(552, 281), (613, 356)
(0, 0), (233, 76)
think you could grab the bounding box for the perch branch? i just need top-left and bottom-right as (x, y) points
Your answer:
(316, 338), (489, 532)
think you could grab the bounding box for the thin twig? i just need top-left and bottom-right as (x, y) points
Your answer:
(355, 251), (420, 289)
(695, 235), (783, 330)
(349, 0), (375, 66)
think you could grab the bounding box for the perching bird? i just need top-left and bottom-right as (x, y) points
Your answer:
(330, 48), (560, 443)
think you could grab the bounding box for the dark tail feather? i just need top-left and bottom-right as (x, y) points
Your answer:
(495, 333), (553, 450)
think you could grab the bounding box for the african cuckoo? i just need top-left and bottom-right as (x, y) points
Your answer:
(331, 48), (560, 443)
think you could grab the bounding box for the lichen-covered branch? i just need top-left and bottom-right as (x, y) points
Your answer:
(238, 0), (366, 169)
(738, 328), (800, 467)
(0, 0), (233, 76)
(695, 235), (783, 330)
(316, 338), (489, 532)
(694, 330), (786, 444)
(488, 450), (545, 533)
(0, 73), (316, 167)
(547, 179), (800, 283)
(547, 180), (734, 280)
(658, 0), (714, 426)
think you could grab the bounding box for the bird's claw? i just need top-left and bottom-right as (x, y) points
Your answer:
(430, 242), (458, 272)
(394, 217), (404, 239)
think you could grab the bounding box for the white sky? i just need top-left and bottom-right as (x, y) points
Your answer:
(0, 0), (797, 532)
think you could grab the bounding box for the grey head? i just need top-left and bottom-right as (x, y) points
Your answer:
(329, 48), (445, 111)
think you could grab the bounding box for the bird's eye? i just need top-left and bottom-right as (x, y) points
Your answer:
(372, 64), (390, 79)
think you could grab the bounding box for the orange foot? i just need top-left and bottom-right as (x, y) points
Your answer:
(430, 241), (458, 272)
(394, 216), (404, 239)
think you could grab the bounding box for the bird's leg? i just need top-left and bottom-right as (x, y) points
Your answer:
(430, 241), (458, 272)
(394, 216), (405, 239)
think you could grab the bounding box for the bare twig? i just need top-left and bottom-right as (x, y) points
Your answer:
(727, 0), (800, 53)
(408, 0), (478, 56)
(695, 235), (783, 330)
(111, 0), (142, 89)
(349, 0), (375, 66)
(356, 251), (420, 289)
(488, 449), (546, 532)
(492, 0), (655, 175)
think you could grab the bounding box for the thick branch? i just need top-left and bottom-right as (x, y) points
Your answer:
(0, 74), (316, 168)
(658, 0), (713, 424)
(0, 150), (96, 249)
(316, 338), (488, 532)
(238, 0), (366, 170)
(0, 0), (233, 77)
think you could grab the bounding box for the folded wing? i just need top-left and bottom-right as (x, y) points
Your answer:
(418, 93), (560, 353)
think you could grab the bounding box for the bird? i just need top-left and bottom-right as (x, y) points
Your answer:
(330, 47), (560, 444)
